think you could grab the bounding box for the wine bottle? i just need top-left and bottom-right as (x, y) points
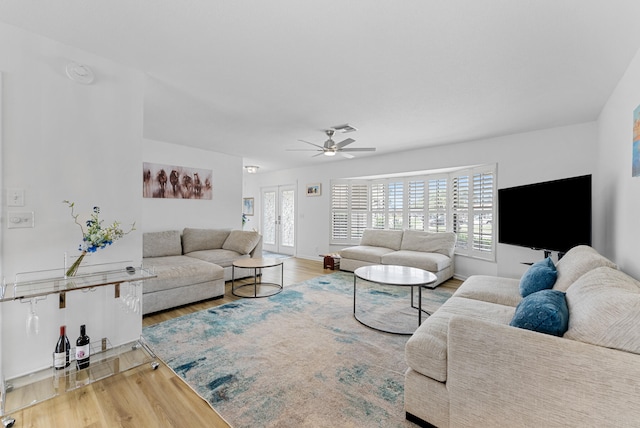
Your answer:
(75, 324), (90, 370)
(54, 325), (70, 370)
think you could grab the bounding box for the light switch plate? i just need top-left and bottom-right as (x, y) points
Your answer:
(7, 211), (34, 228)
(7, 189), (25, 207)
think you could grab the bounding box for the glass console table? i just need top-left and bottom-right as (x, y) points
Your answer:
(0, 262), (157, 428)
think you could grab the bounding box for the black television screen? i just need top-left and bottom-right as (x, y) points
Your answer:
(498, 175), (592, 253)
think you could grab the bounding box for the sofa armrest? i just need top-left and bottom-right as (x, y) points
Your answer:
(249, 235), (263, 258)
(447, 316), (640, 427)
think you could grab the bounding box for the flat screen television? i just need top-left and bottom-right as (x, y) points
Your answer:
(498, 175), (591, 254)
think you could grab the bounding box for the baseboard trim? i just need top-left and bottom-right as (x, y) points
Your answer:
(406, 412), (437, 428)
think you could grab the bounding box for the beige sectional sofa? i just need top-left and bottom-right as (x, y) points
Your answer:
(340, 229), (456, 286)
(142, 228), (262, 315)
(405, 245), (640, 427)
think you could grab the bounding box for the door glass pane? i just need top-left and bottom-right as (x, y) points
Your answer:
(280, 189), (295, 247)
(263, 191), (276, 245)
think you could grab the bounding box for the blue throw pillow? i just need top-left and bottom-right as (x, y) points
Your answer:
(510, 289), (569, 336)
(519, 257), (557, 297)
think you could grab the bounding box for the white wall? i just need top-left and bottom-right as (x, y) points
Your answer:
(244, 122), (597, 279)
(0, 23), (145, 378)
(594, 46), (640, 279)
(0, 24), (246, 380)
(142, 138), (243, 232)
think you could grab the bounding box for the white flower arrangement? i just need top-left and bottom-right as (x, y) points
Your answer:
(64, 200), (135, 276)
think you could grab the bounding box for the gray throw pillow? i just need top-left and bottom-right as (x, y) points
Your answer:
(143, 230), (183, 258)
(182, 228), (231, 253)
(222, 230), (261, 254)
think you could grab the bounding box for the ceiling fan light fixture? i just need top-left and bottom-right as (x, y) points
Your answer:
(324, 150), (336, 156)
(245, 165), (259, 173)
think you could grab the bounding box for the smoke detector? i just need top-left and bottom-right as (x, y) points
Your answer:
(66, 62), (94, 84)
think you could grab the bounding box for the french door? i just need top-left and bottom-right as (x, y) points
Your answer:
(261, 185), (296, 255)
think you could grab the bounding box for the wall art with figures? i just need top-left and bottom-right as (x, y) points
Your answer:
(143, 162), (213, 199)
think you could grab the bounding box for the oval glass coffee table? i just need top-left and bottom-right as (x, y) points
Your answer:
(232, 258), (284, 298)
(353, 265), (437, 335)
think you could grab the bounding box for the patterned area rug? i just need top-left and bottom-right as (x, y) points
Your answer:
(143, 271), (455, 428)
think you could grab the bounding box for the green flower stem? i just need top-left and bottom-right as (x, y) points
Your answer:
(65, 251), (87, 277)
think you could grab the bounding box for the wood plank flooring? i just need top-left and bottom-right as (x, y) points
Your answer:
(12, 258), (462, 427)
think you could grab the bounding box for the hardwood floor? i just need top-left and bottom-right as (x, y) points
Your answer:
(13, 258), (462, 427)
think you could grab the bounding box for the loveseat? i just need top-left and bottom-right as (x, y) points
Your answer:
(404, 245), (640, 427)
(142, 228), (262, 315)
(339, 229), (456, 286)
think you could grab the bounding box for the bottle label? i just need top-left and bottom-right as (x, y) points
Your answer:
(54, 352), (66, 368)
(76, 344), (90, 360)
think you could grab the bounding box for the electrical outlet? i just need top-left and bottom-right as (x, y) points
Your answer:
(7, 212), (34, 229)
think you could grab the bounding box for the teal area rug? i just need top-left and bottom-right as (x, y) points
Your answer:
(143, 272), (455, 427)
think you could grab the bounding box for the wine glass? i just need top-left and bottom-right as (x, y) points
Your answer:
(26, 299), (39, 336)
(133, 283), (141, 314)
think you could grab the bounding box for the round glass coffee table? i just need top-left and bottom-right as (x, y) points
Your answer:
(353, 265), (437, 335)
(232, 258), (284, 298)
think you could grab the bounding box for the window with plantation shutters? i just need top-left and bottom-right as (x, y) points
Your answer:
(451, 167), (495, 259)
(408, 180), (425, 230)
(388, 181), (404, 230)
(427, 178), (447, 232)
(350, 184), (369, 240)
(473, 171), (494, 253)
(330, 183), (348, 241)
(452, 175), (469, 250)
(329, 165), (495, 261)
(371, 183), (386, 229)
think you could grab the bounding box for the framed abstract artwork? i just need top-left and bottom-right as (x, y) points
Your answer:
(243, 197), (254, 216)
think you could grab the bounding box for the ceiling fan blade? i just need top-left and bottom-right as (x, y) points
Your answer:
(340, 152), (355, 159)
(335, 138), (355, 149)
(298, 139), (324, 149)
(286, 148), (323, 151)
(340, 147), (376, 152)
(312, 152), (326, 157)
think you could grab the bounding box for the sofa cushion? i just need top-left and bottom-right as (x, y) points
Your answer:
(142, 255), (224, 293)
(453, 275), (522, 307)
(222, 230), (261, 255)
(381, 250), (451, 272)
(519, 257), (557, 297)
(143, 230), (183, 258)
(360, 229), (404, 251)
(405, 297), (515, 382)
(400, 230), (457, 258)
(186, 249), (250, 268)
(510, 289), (569, 336)
(554, 245), (617, 292)
(565, 267), (640, 354)
(340, 246), (396, 264)
(182, 228), (231, 254)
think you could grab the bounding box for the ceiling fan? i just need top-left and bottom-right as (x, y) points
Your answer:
(288, 129), (376, 158)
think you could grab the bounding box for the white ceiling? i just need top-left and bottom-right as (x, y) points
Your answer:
(2, 1), (640, 172)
